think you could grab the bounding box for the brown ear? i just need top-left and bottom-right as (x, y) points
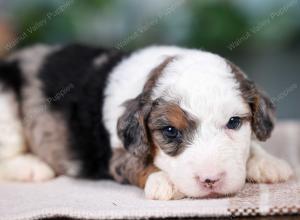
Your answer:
(247, 83), (275, 141)
(117, 95), (152, 158)
(228, 61), (275, 141)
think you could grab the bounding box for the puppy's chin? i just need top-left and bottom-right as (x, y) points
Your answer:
(171, 173), (246, 199)
(182, 183), (245, 199)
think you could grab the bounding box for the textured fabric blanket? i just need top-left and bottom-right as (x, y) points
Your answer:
(1, 121), (299, 220)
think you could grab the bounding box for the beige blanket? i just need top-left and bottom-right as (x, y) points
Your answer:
(0, 121), (299, 219)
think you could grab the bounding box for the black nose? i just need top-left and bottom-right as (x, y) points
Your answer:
(204, 178), (217, 184)
(198, 172), (226, 189)
(202, 178), (220, 188)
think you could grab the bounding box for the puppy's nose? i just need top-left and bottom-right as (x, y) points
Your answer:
(203, 178), (220, 188)
(198, 172), (225, 189)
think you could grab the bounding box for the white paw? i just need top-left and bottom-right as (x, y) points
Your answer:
(144, 171), (185, 200)
(0, 154), (55, 182)
(247, 155), (293, 183)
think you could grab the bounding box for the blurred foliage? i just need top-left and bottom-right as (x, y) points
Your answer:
(0, 0), (299, 118)
(185, 1), (249, 53)
(0, 0), (299, 54)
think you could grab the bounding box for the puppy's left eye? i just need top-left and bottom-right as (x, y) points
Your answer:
(226, 117), (242, 130)
(162, 126), (180, 139)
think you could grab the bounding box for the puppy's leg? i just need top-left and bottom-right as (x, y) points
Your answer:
(247, 141), (293, 183)
(110, 148), (184, 200)
(144, 171), (185, 200)
(0, 89), (26, 160)
(0, 89), (54, 182)
(0, 154), (55, 182)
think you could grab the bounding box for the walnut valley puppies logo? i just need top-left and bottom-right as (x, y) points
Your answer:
(115, 0), (186, 50)
(227, 0), (299, 51)
(24, 83), (75, 125)
(4, 0), (75, 51)
(271, 83), (298, 105)
(46, 83), (75, 104)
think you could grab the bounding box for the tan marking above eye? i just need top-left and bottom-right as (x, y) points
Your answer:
(165, 104), (189, 130)
(147, 101), (197, 156)
(148, 101), (192, 130)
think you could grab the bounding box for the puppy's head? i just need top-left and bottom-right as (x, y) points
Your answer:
(117, 51), (275, 198)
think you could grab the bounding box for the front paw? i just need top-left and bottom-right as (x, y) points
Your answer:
(247, 155), (293, 183)
(144, 171), (185, 200)
(0, 154), (55, 182)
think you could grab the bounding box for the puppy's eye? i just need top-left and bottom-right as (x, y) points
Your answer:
(162, 126), (179, 139)
(226, 117), (242, 130)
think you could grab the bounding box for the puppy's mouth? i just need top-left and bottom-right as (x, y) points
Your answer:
(202, 192), (224, 199)
(201, 192), (235, 199)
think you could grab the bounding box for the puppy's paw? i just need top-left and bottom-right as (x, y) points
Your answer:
(0, 154), (55, 182)
(144, 171), (185, 200)
(247, 155), (293, 183)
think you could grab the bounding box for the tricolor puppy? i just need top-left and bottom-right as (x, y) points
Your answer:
(0, 44), (293, 200)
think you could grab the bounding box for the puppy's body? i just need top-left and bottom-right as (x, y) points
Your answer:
(0, 44), (124, 179)
(0, 44), (293, 199)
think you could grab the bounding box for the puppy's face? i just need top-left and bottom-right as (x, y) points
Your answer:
(118, 52), (274, 198)
(147, 98), (251, 198)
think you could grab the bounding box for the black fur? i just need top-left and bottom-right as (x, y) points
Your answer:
(39, 44), (127, 179)
(0, 60), (24, 100)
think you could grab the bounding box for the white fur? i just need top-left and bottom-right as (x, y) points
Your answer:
(103, 46), (193, 148)
(0, 86), (26, 160)
(247, 142), (293, 183)
(16, 45), (80, 176)
(0, 154), (55, 182)
(150, 51), (251, 197)
(145, 171), (184, 200)
(0, 46), (58, 182)
(103, 46), (293, 199)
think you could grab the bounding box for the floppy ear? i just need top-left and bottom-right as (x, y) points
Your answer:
(247, 84), (275, 141)
(117, 95), (152, 158)
(117, 56), (174, 157)
(228, 60), (275, 141)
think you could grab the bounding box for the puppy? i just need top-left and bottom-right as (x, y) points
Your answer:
(0, 44), (293, 200)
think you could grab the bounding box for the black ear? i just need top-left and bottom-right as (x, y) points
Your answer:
(117, 95), (152, 157)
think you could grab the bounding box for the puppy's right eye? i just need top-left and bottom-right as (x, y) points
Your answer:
(162, 126), (179, 139)
(226, 117), (242, 130)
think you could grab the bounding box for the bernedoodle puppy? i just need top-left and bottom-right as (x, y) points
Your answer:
(0, 44), (293, 200)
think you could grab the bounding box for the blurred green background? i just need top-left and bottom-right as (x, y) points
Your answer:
(0, 0), (299, 118)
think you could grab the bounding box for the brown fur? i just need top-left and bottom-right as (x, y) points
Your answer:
(109, 148), (158, 188)
(112, 57), (177, 187)
(164, 103), (190, 129)
(137, 164), (159, 188)
(227, 60), (275, 141)
(148, 99), (197, 156)
(117, 57), (176, 158)
(143, 56), (175, 93)
(112, 56), (200, 188)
